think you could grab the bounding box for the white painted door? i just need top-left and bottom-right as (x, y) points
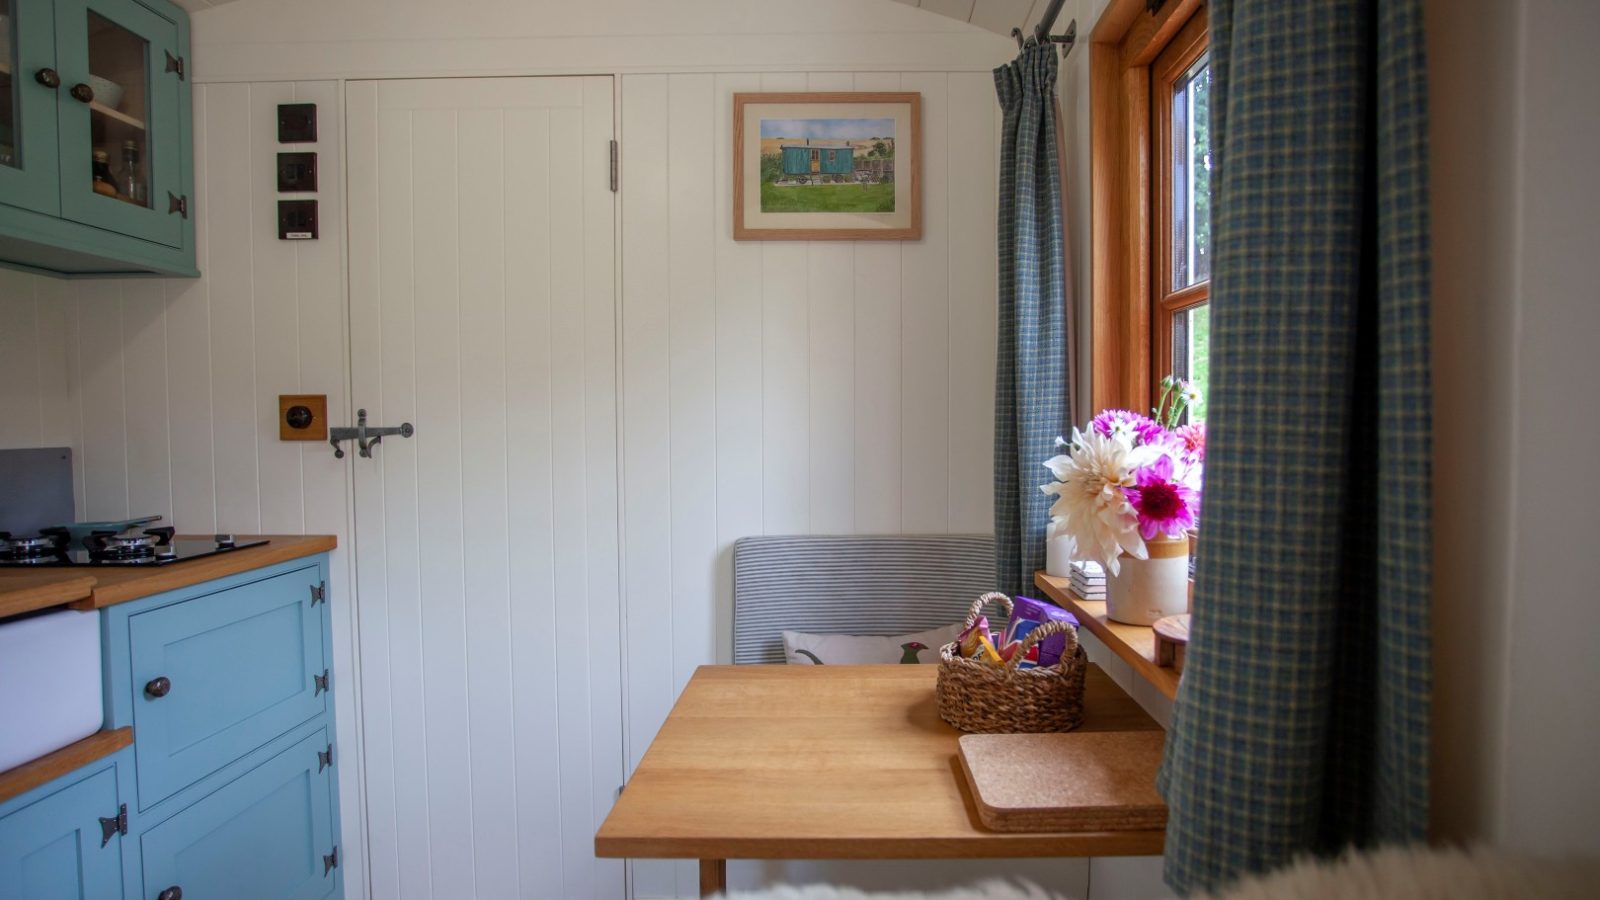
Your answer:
(345, 76), (622, 900)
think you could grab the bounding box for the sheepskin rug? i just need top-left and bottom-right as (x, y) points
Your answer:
(1200, 845), (1600, 900)
(717, 845), (1600, 900)
(719, 883), (1055, 900)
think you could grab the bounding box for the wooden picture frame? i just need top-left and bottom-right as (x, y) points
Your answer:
(733, 92), (922, 241)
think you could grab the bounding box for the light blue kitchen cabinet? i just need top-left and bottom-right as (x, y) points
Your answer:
(0, 0), (63, 216)
(0, 552), (342, 900)
(0, 0), (195, 275)
(140, 728), (339, 900)
(126, 564), (328, 808)
(0, 755), (129, 900)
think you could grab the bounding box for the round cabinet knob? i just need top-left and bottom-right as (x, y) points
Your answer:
(34, 68), (61, 89)
(144, 676), (171, 698)
(69, 83), (94, 103)
(158, 887), (183, 900)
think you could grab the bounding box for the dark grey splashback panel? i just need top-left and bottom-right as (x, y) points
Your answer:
(0, 447), (74, 535)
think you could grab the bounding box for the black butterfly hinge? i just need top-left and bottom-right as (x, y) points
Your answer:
(98, 804), (127, 846)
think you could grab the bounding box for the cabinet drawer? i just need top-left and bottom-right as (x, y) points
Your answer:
(0, 766), (125, 900)
(140, 729), (336, 900)
(129, 566), (327, 808)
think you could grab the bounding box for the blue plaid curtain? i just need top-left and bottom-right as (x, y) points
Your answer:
(993, 45), (1072, 598)
(1158, 0), (1433, 893)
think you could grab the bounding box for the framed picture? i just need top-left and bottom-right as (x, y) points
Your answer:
(733, 92), (922, 241)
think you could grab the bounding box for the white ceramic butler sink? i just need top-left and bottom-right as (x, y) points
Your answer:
(0, 608), (103, 772)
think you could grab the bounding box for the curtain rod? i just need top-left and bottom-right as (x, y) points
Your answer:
(1010, 0), (1076, 58)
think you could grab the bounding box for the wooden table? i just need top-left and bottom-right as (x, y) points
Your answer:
(594, 664), (1166, 896)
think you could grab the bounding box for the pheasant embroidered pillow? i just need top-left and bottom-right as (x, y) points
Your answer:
(782, 623), (964, 666)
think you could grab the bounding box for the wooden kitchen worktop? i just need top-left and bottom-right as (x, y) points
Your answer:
(0, 535), (336, 618)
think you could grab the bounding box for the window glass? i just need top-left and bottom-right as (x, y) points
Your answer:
(1171, 303), (1210, 422)
(87, 10), (151, 207)
(1170, 53), (1211, 291)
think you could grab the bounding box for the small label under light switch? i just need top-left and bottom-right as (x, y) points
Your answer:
(278, 199), (318, 240)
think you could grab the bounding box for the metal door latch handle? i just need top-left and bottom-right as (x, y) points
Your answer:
(330, 408), (414, 459)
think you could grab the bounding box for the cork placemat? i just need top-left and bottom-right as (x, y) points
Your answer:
(957, 732), (1169, 833)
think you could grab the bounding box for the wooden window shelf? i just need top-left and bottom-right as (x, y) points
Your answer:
(1034, 572), (1181, 701)
(0, 727), (133, 805)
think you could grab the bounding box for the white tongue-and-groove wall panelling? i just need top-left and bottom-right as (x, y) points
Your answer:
(0, 66), (1012, 899)
(620, 68), (1005, 896)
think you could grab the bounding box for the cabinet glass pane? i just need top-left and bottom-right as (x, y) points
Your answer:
(1170, 52), (1211, 291)
(87, 9), (149, 207)
(1171, 302), (1210, 422)
(0, 0), (16, 169)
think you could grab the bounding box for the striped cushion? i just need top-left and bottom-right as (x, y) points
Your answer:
(732, 534), (998, 665)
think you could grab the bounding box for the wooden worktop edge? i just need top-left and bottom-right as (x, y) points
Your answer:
(67, 535), (338, 609)
(1035, 572), (1182, 701)
(594, 829), (1166, 860)
(0, 574), (98, 620)
(0, 727), (133, 805)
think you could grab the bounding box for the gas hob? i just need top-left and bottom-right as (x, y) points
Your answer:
(0, 522), (268, 567)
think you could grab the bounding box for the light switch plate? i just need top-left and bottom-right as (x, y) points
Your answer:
(277, 152), (318, 192)
(279, 394), (328, 441)
(278, 103), (317, 143)
(278, 199), (318, 240)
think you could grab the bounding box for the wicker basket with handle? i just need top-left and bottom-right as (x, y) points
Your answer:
(936, 592), (1086, 734)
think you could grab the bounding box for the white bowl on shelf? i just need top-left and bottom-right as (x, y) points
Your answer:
(89, 75), (124, 110)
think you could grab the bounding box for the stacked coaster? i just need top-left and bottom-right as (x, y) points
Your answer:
(1069, 559), (1105, 600)
(957, 732), (1168, 833)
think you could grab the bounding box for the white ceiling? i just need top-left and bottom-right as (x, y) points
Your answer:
(174, 0), (1039, 37)
(891, 0), (1047, 37)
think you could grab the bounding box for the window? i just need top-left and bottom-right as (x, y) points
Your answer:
(1154, 16), (1211, 421)
(1089, 0), (1211, 421)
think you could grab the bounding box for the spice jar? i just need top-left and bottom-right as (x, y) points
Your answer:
(119, 140), (146, 205)
(92, 149), (118, 198)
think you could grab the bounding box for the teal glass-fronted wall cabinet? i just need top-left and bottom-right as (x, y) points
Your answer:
(0, 554), (343, 900)
(0, 0), (195, 276)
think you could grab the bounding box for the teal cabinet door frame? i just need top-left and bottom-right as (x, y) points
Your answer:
(101, 557), (330, 732)
(0, 752), (132, 900)
(52, 0), (184, 247)
(0, 0), (63, 215)
(139, 728), (338, 900)
(120, 563), (328, 808)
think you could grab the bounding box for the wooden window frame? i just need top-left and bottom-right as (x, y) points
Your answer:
(1089, 0), (1209, 413)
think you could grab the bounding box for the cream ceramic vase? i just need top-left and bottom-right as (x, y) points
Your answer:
(1105, 533), (1191, 626)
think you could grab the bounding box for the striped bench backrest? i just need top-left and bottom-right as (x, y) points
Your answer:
(732, 534), (998, 665)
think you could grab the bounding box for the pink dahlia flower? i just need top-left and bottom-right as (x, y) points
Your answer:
(1090, 409), (1167, 448)
(1123, 454), (1198, 540)
(1176, 422), (1206, 465)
